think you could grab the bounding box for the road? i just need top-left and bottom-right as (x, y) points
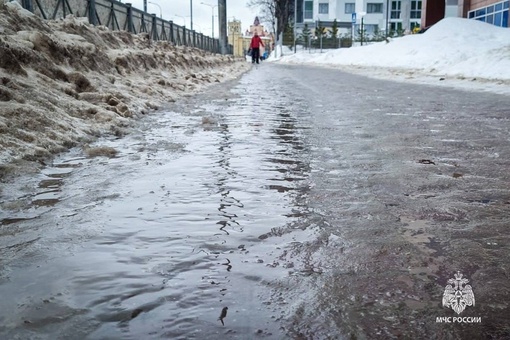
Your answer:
(1, 63), (509, 339)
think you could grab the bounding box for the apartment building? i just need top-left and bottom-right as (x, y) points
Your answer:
(422, 0), (508, 27)
(294, 0), (508, 42)
(463, 0), (509, 26)
(295, 0), (423, 36)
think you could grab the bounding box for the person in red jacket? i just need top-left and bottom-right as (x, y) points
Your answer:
(250, 32), (264, 64)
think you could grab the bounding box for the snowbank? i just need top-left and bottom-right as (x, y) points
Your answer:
(0, 1), (248, 179)
(277, 17), (510, 81)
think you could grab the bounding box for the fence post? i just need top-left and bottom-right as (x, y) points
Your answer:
(22, 0), (33, 12)
(169, 21), (174, 44)
(151, 14), (158, 40)
(126, 3), (134, 33)
(88, 0), (97, 25)
(160, 20), (167, 40)
(18, 0), (218, 54)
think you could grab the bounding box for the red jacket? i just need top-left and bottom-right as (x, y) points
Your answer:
(250, 35), (264, 49)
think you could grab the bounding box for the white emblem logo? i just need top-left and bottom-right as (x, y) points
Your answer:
(442, 271), (475, 314)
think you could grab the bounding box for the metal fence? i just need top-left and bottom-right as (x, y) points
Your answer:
(16, 0), (232, 54)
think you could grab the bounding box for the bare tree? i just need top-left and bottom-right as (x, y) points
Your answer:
(247, 0), (292, 37)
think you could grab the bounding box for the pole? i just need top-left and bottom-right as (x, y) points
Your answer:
(201, 3), (217, 38)
(351, 24), (353, 47)
(275, 16), (278, 58)
(293, 0), (297, 53)
(143, 0), (147, 12)
(190, 0), (193, 31)
(361, 16), (364, 46)
(218, 0), (227, 54)
(175, 15), (186, 26)
(386, 0), (389, 37)
(149, 1), (162, 18)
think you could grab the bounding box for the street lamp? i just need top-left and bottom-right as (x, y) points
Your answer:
(175, 14), (187, 26)
(190, 0), (193, 31)
(201, 2), (218, 38)
(148, 1), (161, 18)
(193, 23), (202, 33)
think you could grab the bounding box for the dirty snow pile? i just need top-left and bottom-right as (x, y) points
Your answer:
(277, 17), (510, 90)
(0, 1), (248, 178)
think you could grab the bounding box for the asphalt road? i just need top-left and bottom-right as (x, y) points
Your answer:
(1, 63), (509, 339)
(248, 63), (510, 339)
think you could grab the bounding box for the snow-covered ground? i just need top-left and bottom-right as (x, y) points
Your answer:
(273, 18), (510, 95)
(0, 1), (249, 178)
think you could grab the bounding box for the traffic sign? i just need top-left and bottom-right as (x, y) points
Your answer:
(352, 13), (356, 24)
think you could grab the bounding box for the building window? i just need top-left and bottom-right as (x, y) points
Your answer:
(367, 3), (383, 13)
(355, 23), (378, 33)
(410, 0), (422, 19)
(410, 21), (420, 30)
(345, 3), (355, 14)
(364, 24), (378, 34)
(304, 1), (314, 19)
(319, 3), (329, 14)
(390, 22), (403, 31)
(296, 0), (304, 23)
(391, 1), (401, 19)
(468, 0), (509, 27)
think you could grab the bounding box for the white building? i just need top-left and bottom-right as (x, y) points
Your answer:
(295, 0), (423, 37)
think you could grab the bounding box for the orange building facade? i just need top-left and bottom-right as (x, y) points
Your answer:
(228, 17), (273, 58)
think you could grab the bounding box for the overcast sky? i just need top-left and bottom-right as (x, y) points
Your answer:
(127, 0), (260, 38)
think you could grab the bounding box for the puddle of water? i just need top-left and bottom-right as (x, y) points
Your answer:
(0, 75), (313, 339)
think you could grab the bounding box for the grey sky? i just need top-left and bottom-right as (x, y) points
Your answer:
(128, 0), (260, 38)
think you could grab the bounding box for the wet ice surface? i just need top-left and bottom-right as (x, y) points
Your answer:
(0, 69), (315, 339)
(2, 64), (510, 339)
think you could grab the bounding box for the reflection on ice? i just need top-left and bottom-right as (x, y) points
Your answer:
(0, 69), (313, 339)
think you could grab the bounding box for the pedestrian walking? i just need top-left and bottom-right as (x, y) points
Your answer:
(250, 32), (264, 64)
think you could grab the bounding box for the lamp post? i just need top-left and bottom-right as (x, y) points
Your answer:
(175, 14), (187, 26)
(190, 0), (193, 31)
(201, 2), (218, 38)
(218, 0), (227, 55)
(193, 23), (202, 33)
(148, 1), (161, 18)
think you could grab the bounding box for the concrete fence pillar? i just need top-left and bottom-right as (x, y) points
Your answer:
(151, 14), (158, 40)
(22, 0), (33, 12)
(88, 0), (97, 25)
(126, 3), (134, 33)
